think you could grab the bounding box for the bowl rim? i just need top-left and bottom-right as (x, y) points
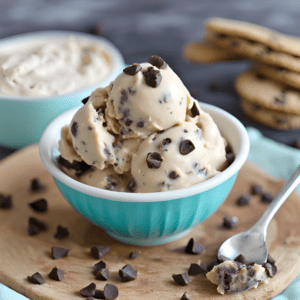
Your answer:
(39, 103), (250, 202)
(0, 30), (124, 102)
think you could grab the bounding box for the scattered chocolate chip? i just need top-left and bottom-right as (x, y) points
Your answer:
(147, 55), (167, 69)
(188, 262), (207, 275)
(123, 64), (142, 76)
(96, 268), (109, 281)
(143, 67), (162, 88)
(80, 283), (96, 297)
(129, 251), (140, 259)
(262, 262), (277, 277)
(27, 272), (45, 284)
(91, 245), (110, 259)
(30, 178), (45, 192)
(217, 255), (230, 263)
(28, 217), (47, 235)
(236, 194), (251, 206)
(261, 192), (273, 204)
(223, 215), (238, 229)
(119, 264), (137, 282)
(169, 171), (179, 180)
(48, 267), (64, 281)
(162, 138), (171, 146)
(120, 89), (128, 105)
(234, 254), (250, 265)
(292, 140), (300, 149)
(51, 247), (70, 259)
(226, 152), (235, 166)
(181, 292), (191, 300)
(93, 260), (107, 276)
(124, 119), (133, 126)
(179, 140), (195, 155)
(94, 290), (105, 299)
(267, 254), (276, 265)
(0, 194), (12, 209)
(185, 238), (204, 254)
(146, 152), (163, 169)
(71, 121), (78, 138)
(54, 225), (70, 239)
(190, 102), (200, 117)
(136, 121), (144, 128)
(87, 297), (97, 300)
(251, 184), (263, 195)
(103, 283), (119, 300)
(28, 198), (48, 212)
(206, 259), (218, 272)
(126, 178), (137, 193)
(172, 273), (190, 286)
(128, 87), (136, 95)
(81, 96), (89, 105)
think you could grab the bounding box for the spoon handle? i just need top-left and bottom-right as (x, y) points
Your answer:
(251, 164), (300, 234)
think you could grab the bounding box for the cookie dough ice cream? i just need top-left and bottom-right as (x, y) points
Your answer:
(0, 36), (112, 97)
(58, 56), (229, 193)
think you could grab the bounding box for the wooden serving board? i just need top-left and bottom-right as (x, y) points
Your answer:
(1, 145), (300, 300)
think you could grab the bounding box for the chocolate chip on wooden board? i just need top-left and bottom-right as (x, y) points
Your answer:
(48, 267), (64, 281)
(188, 262), (207, 275)
(261, 192), (274, 204)
(223, 215), (238, 229)
(119, 264), (137, 282)
(91, 245), (110, 259)
(103, 283), (119, 300)
(27, 217), (48, 235)
(28, 198), (48, 213)
(129, 251), (140, 259)
(51, 247), (70, 259)
(95, 268), (109, 281)
(185, 238), (204, 254)
(93, 260), (107, 276)
(172, 273), (190, 286)
(27, 272), (45, 284)
(0, 193), (12, 209)
(180, 292), (191, 300)
(251, 184), (263, 195)
(30, 178), (45, 192)
(236, 194), (251, 206)
(54, 225), (70, 239)
(80, 283), (96, 297)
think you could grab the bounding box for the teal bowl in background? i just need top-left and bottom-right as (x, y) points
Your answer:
(0, 31), (124, 149)
(40, 104), (249, 246)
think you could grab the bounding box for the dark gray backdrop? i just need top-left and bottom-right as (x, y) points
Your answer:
(1, 0), (300, 158)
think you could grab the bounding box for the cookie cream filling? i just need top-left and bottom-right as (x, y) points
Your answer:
(0, 36), (112, 97)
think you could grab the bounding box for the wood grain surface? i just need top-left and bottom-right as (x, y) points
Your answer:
(0, 145), (300, 300)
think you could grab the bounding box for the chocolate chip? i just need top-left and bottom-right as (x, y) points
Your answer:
(292, 140), (300, 149)
(123, 64), (142, 75)
(128, 87), (136, 95)
(96, 268), (109, 281)
(256, 73), (266, 80)
(27, 272), (45, 284)
(119, 264), (137, 282)
(162, 138), (171, 146)
(124, 119), (133, 126)
(120, 89), (128, 105)
(0, 194), (12, 209)
(251, 184), (263, 195)
(206, 259), (218, 272)
(262, 262), (277, 277)
(179, 140), (195, 155)
(80, 283), (96, 297)
(126, 178), (137, 193)
(217, 255), (230, 263)
(146, 152), (163, 169)
(28, 198), (48, 212)
(253, 103), (262, 110)
(261, 192), (273, 204)
(87, 297), (97, 300)
(54, 225), (70, 239)
(88, 126), (92, 130)
(223, 215), (238, 229)
(169, 171), (179, 180)
(30, 178), (45, 192)
(234, 254), (250, 265)
(226, 152), (235, 166)
(129, 252), (140, 259)
(225, 144), (232, 154)
(184, 129), (188, 133)
(103, 283), (119, 300)
(49, 267), (64, 281)
(236, 194), (251, 206)
(91, 245), (110, 259)
(267, 254), (276, 265)
(28, 217), (47, 235)
(94, 290), (105, 299)
(274, 91), (286, 104)
(172, 273), (190, 286)
(188, 262), (207, 275)
(143, 67), (162, 88)
(191, 102), (200, 117)
(137, 121), (144, 128)
(181, 292), (191, 300)
(71, 121), (78, 138)
(147, 55), (167, 69)
(185, 238), (204, 254)
(93, 260), (107, 276)
(81, 96), (89, 105)
(51, 247), (70, 259)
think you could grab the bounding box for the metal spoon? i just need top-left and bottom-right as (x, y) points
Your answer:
(217, 165), (300, 291)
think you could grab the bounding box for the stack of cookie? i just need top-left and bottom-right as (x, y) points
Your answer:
(183, 18), (300, 130)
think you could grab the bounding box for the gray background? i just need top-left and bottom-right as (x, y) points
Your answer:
(1, 0), (300, 158)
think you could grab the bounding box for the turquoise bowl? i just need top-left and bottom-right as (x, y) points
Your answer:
(0, 31), (124, 149)
(40, 104), (249, 246)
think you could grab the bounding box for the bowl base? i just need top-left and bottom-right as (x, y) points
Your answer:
(105, 228), (192, 246)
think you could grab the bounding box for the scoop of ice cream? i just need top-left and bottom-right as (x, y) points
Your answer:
(130, 112), (227, 193)
(106, 59), (190, 139)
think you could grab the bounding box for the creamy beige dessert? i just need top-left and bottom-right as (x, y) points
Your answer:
(58, 56), (230, 193)
(0, 36), (112, 97)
